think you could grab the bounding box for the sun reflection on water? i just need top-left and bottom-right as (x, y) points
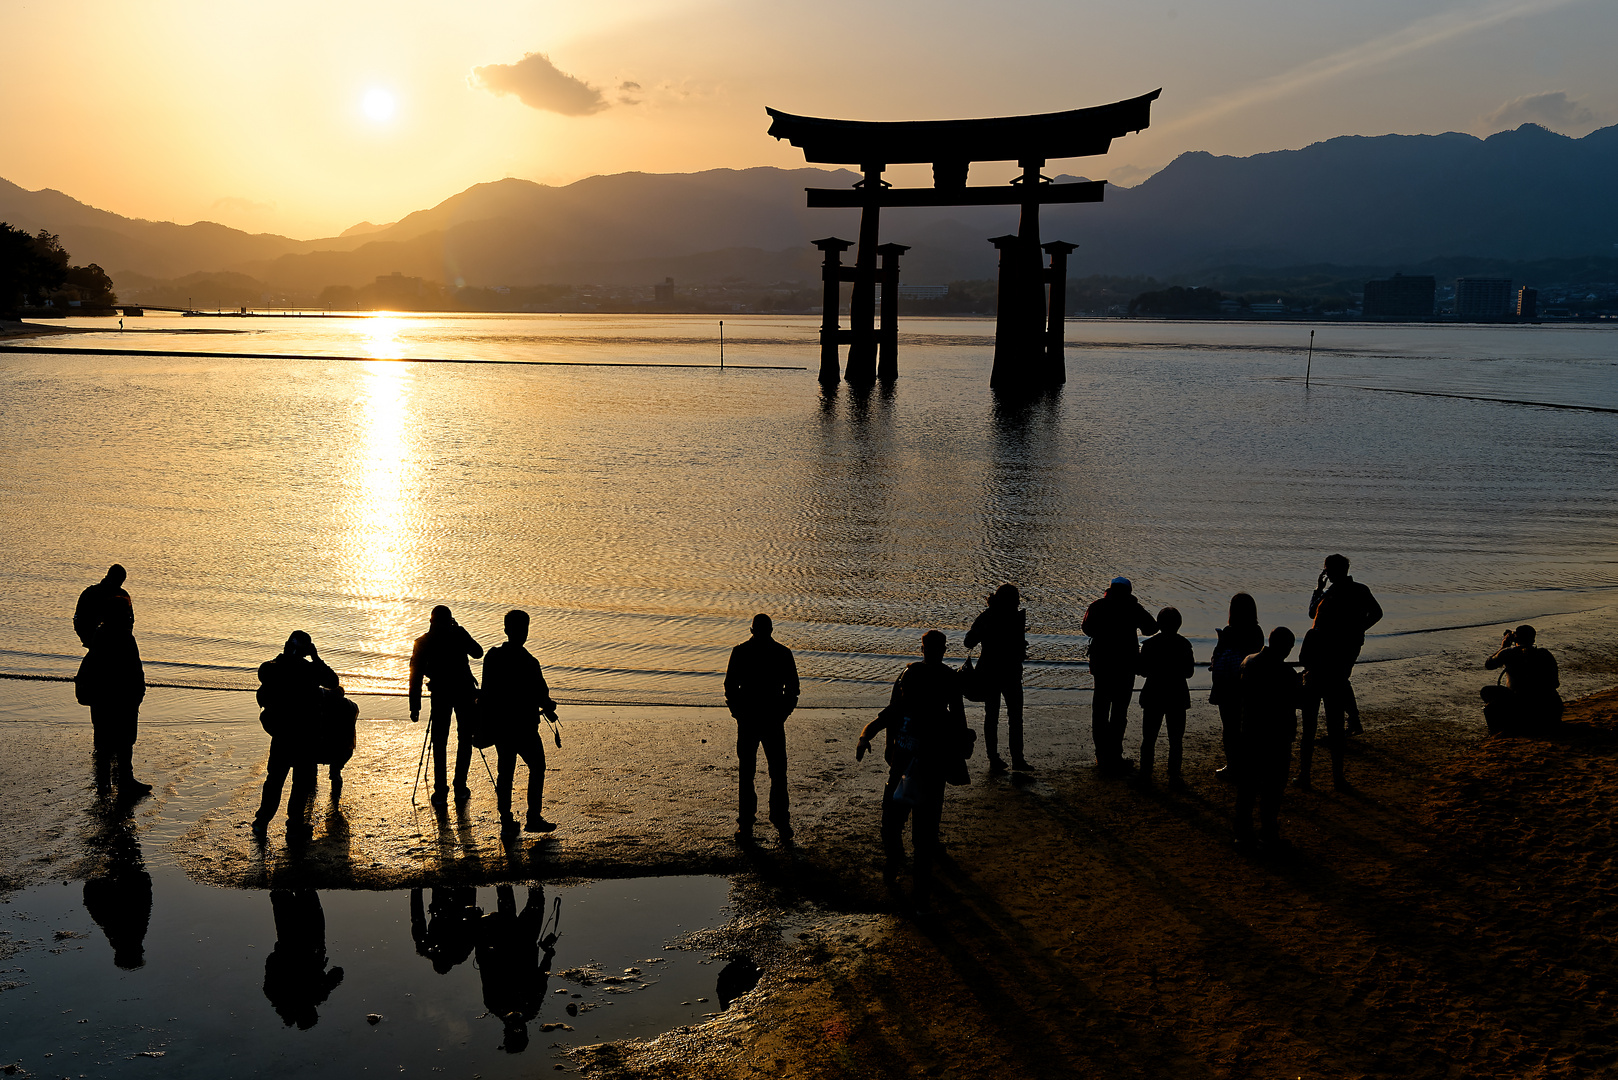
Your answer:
(340, 360), (421, 687)
(363, 314), (404, 359)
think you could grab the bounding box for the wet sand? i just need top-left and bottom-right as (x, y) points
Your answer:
(5, 616), (1618, 1077)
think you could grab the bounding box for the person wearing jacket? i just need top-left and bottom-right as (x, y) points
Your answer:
(723, 613), (800, 846)
(1307, 554), (1382, 737)
(1136, 607), (1195, 786)
(1234, 627), (1303, 851)
(481, 610), (560, 838)
(964, 583), (1031, 774)
(856, 630), (971, 910)
(410, 606), (484, 809)
(253, 630), (338, 841)
(1081, 577), (1159, 774)
(1482, 625), (1562, 734)
(73, 563), (151, 800)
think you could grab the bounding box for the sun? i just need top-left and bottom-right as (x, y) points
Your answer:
(362, 88), (396, 122)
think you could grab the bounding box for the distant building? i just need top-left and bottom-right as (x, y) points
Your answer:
(1362, 274), (1435, 318)
(654, 277), (675, 305)
(1517, 286), (1538, 319)
(1248, 301), (1286, 315)
(897, 284), (948, 301)
(1454, 277), (1512, 317)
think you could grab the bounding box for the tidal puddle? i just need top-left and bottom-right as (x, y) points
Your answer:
(0, 869), (736, 1075)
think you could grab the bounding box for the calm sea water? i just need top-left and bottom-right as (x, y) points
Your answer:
(2, 314), (1615, 707)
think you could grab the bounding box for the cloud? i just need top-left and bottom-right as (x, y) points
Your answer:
(1484, 91), (1600, 132)
(617, 80), (642, 106)
(470, 52), (610, 116)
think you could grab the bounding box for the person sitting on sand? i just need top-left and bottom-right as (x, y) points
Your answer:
(1136, 607), (1194, 787)
(481, 610), (560, 838)
(1235, 627), (1302, 852)
(856, 630), (973, 911)
(1482, 625), (1562, 735)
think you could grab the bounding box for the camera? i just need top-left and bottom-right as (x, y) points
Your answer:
(1501, 629), (1516, 646)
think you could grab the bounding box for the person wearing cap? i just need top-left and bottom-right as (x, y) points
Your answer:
(72, 563), (152, 799)
(410, 606), (485, 809)
(253, 631), (339, 841)
(1081, 577), (1159, 774)
(723, 613), (800, 846)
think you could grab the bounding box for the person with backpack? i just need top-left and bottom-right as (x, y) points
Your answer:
(964, 583), (1031, 774)
(409, 606), (485, 809)
(73, 564), (151, 800)
(1482, 625), (1562, 734)
(253, 631), (339, 841)
(856, 630), (973, 912)
(481, 610), (560, 838)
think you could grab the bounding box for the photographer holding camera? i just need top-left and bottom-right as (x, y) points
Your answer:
(1307, 554), (1382, 737)
(253, 631), (340, 841)
(1482, 625), (1562, 735)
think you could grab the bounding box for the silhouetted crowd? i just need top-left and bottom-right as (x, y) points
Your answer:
(69, 553), (1565, 913)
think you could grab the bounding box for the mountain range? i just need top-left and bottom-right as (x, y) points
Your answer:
(3, 122), (1615, 296)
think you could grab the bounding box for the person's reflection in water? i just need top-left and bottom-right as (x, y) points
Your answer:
(262, 889), (344, 1029)
(476, 885), (558, 1053)
(81, 805), (152, 970)
(410, 886), (481, 973)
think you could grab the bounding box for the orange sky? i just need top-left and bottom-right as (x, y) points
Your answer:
(2, 0), (1611, 238)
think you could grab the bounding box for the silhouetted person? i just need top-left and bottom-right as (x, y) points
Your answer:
(410, 606), (484, 809)
(73, 564), (151, 799)
(253, 631), (337, 841)
(1308, 554), (1382, 737)
(723, 613), (799, 846)
(410, 886), (482, 974)
(82, 810), (151, 970)
(1482, 625), (1562, 735)
(1210, 593), (1263, 781)
(482, 610), (559, 838)
(1081, 577), (1158, 774)
(856, 630), (971, 910)
(262, 889), (344, 1030)
(1136, 607), (1194, 786)
(476, 885), (558, 1054)
(1295, 626), (1348, 791)
(1234, 627), (1302, 851)
(964, 583), (1031, 774)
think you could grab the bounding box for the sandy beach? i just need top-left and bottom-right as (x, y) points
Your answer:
(5, 604), (1617, 1077)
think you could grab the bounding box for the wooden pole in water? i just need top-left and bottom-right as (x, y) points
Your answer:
(1305, 329), (1315, 388)
(720, 320), (724, 369)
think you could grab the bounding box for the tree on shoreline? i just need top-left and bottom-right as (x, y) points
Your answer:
(1, 223), (117, 314)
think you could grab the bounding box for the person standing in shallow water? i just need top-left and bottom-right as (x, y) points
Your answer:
(1136, 607), (1194, 787)
(73, 564), (151, 799)
(965, 583), (1031, 774)
(723, 613), (800, 846)
(1081, 576), (1158, 774)
(481, 610), (560, 838)
(1209, 593), (1264, 782)
(253, 631), (338, 841)
(410, 606), (484, 809)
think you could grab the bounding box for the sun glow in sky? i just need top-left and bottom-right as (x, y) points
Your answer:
(1, 0), (1611, 238)
(362, 88), (397, 122)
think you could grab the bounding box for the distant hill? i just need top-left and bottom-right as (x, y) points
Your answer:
(4, 123), (1616, 293)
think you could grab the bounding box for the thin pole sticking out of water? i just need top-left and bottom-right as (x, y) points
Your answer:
(1305, 329), (1315, 388)
(719, 320), (724, 369)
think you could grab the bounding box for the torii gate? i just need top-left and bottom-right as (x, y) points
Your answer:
(766, 89), (1160, 393)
